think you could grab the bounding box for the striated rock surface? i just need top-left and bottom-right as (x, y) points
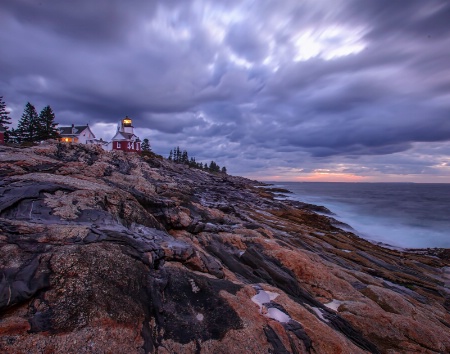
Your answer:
(0, 143), (449, 353)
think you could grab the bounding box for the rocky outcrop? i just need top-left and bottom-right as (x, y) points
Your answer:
(0, 143), (449, 353)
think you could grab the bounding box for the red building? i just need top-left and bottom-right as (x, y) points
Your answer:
(0, 128), (5, 145)
(108, 116), (141, 152)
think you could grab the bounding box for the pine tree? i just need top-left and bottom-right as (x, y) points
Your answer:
(182, 150), (188, 164)
(0, 96), (12, 141)
(176, 146), (181, 163)
(168, 150), (173, 160)
(141, 138), (151, 152)
(221, 166), (227, 174)
(38, 105), (59, 140)
(207, 161), (221, 173)
(17, 102), (40, 142)
(7, 128), (19, 144)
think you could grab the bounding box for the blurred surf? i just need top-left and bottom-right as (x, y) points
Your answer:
(272, 182), (450, 249)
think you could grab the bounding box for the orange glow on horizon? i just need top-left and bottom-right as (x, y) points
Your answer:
(252, 172), (368, 182)
(294, 173), (367, 182)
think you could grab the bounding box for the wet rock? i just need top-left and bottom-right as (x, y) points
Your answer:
(264, 324), (291, 354)
(283, 320), (313, 353)
(264, 187), (293, 194)
(152, 266), (242, 345)
(0, 256), (50, 312)
(289, 200), (334, 215)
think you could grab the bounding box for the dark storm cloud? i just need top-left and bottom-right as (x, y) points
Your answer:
(1, 0), (450, 180)
(1, 0), (157, 44)
(347, 0), (450, 40)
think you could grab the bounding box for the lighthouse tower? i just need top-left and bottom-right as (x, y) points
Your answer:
(109, 116), (141, 152)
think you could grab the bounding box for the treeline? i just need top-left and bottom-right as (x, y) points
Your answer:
(168, 146), (227, 174)
(0, 97), (59, 143)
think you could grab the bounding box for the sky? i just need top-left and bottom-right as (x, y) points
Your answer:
(1, 0), (450, 182)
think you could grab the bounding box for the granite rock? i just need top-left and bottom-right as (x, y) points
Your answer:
(0, 144), (449, 353)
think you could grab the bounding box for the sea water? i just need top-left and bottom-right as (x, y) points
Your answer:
(271, 182), (450, 249)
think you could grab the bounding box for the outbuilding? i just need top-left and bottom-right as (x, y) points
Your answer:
(0, 127), (5, 145)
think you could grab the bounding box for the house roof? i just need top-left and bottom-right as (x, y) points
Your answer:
(111, 131), (140, 141)
(59, 125), (94, 138)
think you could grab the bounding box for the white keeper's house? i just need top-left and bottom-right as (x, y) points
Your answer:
(58, 124), (97, 144)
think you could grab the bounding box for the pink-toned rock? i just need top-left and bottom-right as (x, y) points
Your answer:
(1, 143), (449, 353)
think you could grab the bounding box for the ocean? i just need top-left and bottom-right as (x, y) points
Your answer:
(270, 182), (450, 249)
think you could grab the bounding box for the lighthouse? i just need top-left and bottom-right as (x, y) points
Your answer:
(109, 116), (141, 152)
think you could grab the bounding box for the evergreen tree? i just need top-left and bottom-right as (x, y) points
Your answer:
(141, 138), (151, 152)
(0, 96), (12, 141)
(17, 102), (39, 142)
(7, 128), (19, 143)
(168, 150), (173, 160)
(209, 161), (215, 172)
(207, 160), (221, 173)
(38, 105), (59, 140)
(176, 146), (181, 162)
(221, 166), (227, 174)
(182, 150), (188, 164)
